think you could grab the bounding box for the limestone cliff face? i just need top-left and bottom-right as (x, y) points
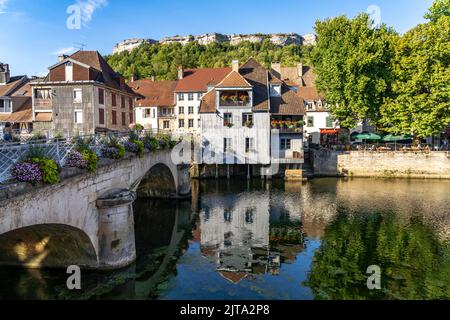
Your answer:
(113, 33), (317, 54)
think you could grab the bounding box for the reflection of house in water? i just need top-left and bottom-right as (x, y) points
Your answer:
(198, 191), (305, 283)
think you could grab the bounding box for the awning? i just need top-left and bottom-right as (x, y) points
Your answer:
(320, 129), (340, 134)
(35, 112), (53, 122)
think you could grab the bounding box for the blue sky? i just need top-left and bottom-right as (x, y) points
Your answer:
(0, 0), (433, 76)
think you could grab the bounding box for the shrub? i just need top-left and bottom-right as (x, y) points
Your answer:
(100, 135), (126, 160)
(11, 162), (43, 184)
(143, 134), (159, 151)
(32, 158), (60, 185)
(82, 150), (98, 173)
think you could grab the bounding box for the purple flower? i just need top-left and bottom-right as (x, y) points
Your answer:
(124, 141), (138, 153)
(11, 162), (43, 183)
(66, 151), (87, 169)
(101, 146), (119, 159)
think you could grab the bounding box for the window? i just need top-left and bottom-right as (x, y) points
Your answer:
(188, 93), (194, 101)
(270, 84), (281, 97)
(326, 116), (334, 128)
(188, 106), (194, 114)
(162, 108), (167, 115)
(307, 116), (314, 127)
(74, 110), (83, 124)
(129, 112), (134, 124)
(281, 138), (292, 150)
(112, 110), (117, 125)
(122, 112), (126, 126)
(152, 109), (156, 118)
(73, 89), (82, 103)
(112, 93), (117, 107)
(0, 99), (10, 113)
(121, 95), (126, 108)
(179, 106), (184, 115)
(245, 208), (255, 224)
(198, 118), (201, 128)
(143, 109), (151, 118)
(179, 119), (185, 128)
(98, 88), (105, 105)
(245, 138), (254, 153)
(224, 209), (232, 223)
(35, 89), (52, 99)
(242, 113), (253, 127)
(197, 93), (203, 100)
(188, 119), (194, 128)
(224, 138), (232, 153)
(99, 108), (105, 125)
(178, 93), (184, 101)
(224, 113), (233, 127)
(129, 97), (133, 110)
(163, 121), (170, 129)
(306, 101), (315, 111)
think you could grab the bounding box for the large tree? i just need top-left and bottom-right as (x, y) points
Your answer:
(425, 0), (450, 22)
(311, 14), (397, 128)
(379, 15), (450, 138)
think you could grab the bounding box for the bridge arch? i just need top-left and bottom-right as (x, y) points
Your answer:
(136, 163), (178, 199)
(0, 224), (97, 269)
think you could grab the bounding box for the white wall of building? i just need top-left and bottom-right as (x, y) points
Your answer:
(175, 92), (203, 136)
(304, 111), (336, 145)
(135, 106), (158, 130)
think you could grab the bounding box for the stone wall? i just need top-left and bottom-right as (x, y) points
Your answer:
(311, 150), (450, 179)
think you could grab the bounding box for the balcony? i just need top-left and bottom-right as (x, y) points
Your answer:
(271, 120), (304, 134)
(34, 99), (52, 110)
(219, 91), (251, 107)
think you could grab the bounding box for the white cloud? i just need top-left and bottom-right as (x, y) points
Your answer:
(53, 47), (76, 55)
(76, 0), (108, 26)
(0, 0), (8, 13)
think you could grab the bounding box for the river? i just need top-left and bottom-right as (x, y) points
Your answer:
(0, 178), (449, 300)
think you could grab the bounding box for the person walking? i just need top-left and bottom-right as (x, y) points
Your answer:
(3, 122), (13, 142)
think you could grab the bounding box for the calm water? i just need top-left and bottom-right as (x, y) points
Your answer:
(0, 178), (449, 300)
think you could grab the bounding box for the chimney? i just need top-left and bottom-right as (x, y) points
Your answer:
(232, 60), (239, 73)
(0, 63), (10, 85)
(297, 62), (303, 78)
(58, 54), (68, 62)
(271, 62), (281, 78)
(178, 66), (184, 80)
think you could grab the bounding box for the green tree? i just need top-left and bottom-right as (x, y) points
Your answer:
(379, 16), (450, 138)
(311, 14), (397, 128)
(425, 0), (450, 22)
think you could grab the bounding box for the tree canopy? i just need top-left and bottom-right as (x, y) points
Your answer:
(425, 0), (450, 22)
(311, 14), (397, 129)
(106, 40), (311, 81)
(379, 15), (450, 138)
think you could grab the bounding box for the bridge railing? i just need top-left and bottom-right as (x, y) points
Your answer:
(0, 129), (171, 184)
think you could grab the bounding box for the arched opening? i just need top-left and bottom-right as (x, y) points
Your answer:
(137, 163), (177, 199)
(0, 224), (97, 269)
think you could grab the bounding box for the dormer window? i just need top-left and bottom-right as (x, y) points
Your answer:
(306, 101), (315, 111)
(0, 99), (11, 113)
(270, 84), (281, 97)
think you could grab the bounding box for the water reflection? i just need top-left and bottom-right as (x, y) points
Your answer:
(0, 178), (449, 300)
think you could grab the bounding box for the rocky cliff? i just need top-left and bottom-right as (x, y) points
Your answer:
(113, 33), (317, 54)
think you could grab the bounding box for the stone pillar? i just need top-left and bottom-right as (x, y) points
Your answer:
(96, 189), (137, 270)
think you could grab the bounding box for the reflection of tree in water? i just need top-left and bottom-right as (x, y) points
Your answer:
(306, 210), (450, 300)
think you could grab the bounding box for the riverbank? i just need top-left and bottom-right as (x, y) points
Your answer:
(311, 150), (450, 179)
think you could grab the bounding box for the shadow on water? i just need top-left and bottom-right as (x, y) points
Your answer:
(0, 177), (449, 300)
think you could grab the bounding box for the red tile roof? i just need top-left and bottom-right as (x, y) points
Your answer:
(0, 76), (27, 97)
(175, 67), (231, 92)
(216, 71), (252, 88)
(129, 79), (177, 107)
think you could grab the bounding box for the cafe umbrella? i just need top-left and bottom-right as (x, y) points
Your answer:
(382, 134), (413, 150)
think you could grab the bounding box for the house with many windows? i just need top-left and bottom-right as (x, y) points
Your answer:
(271, 62), (338, 146)
(174, 66), (231, 136)
(0, 63), (33, 135)
(130, 79), (178, 132)
(30, 51), (136, 137)
(199, 58), (305, 178)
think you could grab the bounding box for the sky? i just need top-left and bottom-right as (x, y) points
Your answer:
(0, 0), (433, 76)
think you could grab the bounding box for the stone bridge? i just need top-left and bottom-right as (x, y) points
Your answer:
(0, 149), (191, 270)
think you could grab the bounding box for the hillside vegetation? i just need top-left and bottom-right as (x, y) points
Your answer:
(106, 40), (311, 81)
